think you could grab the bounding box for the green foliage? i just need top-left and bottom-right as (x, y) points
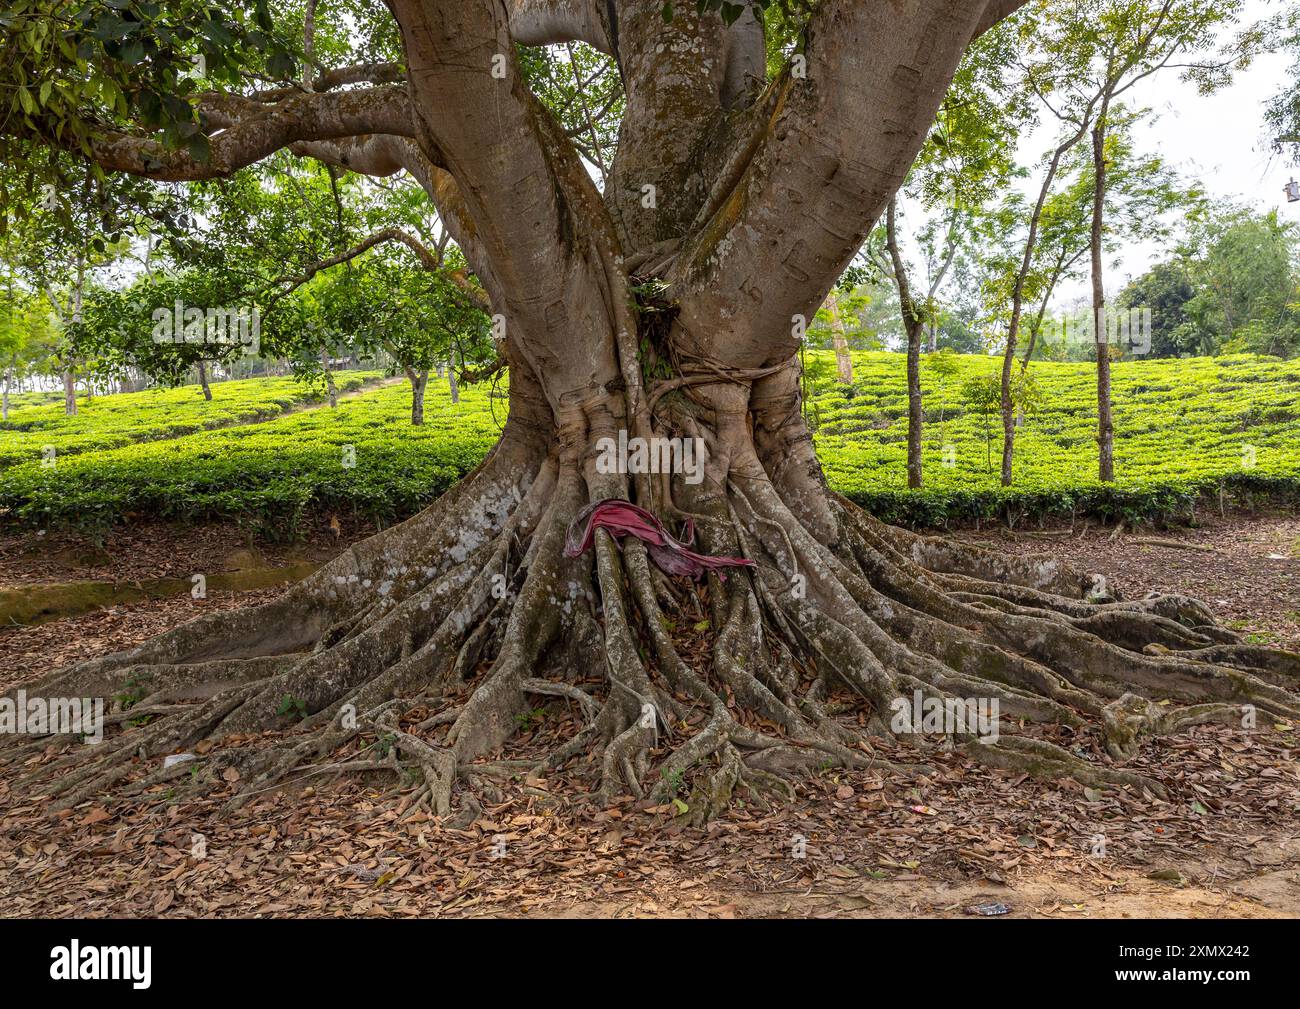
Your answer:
(517, 43), (621, 178)
(1118, 261), (1197, 357)
(1181, 207), (1300, 358)
(1118, 206), (1300, 360)
(0, 0), (297, 176)
(114, 670), (150, 710)
(276, 694), (308, 720)
(957, 368), (1041, 472)
(925, 348), (961, 382)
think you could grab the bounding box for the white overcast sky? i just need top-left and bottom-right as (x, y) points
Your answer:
(1028, 0), (1300, 306)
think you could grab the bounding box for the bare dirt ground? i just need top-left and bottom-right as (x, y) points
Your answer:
(1, 513), (1297, 919)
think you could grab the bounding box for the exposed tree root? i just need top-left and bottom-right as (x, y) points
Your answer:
(6, 409), (1299, 826)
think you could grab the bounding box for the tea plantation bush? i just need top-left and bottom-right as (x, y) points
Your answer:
(810, 352), (1300, 526)
(0, 375), (499, 536)
(0, 372), (381, 467)
(2, 352), (1298, 533)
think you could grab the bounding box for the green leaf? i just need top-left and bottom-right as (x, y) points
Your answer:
(186, 133), (211, 164)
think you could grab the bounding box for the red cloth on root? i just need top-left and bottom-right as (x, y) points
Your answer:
(562, 499), (755, 580)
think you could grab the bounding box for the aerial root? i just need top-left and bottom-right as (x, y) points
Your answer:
(1100, 692), (1249, 761)
(963, 734), (1168, 800)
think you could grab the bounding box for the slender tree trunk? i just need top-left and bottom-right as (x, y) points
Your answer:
(197, 360), (213, 400)
(1020, 247), (1084, 373)
(833, 324), (853, 384)
(1001, 123), (1091, 487)
(1092, 101), (1114, 484)
(322, 346), (338, 408)
(825, 291), (853, 385)
(409, 368), (428, 425)
(2, 366), (9, 422)
(904, 319), (923, 489)
(886, 198), (923, 489)
(447, 359), (459, 404)
(922, 213), (960, 357)
(63, 252), (86, 417)
(62, 370), (77, 416)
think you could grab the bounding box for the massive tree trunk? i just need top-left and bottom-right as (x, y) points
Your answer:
(9, 0), (1298, 823)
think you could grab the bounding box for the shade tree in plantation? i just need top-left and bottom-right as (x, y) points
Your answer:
(66, 266), (258, 395)
(1024, 108), (1193, 369)
(880, 23), (1026, 489)
(0, 152), (174, 412)
(4, 0), (1299, 822)
(1077, 0), (1254, 483)
(291, 247), (496, 423)
(1173, 204), (1300, 358)
(0, 270), (59, 420)
(994, 0), (1256, 488)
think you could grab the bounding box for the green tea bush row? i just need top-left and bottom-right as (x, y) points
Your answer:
(3, 352), (1299, 533)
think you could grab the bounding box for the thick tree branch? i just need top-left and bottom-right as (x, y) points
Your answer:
(506, 0), (611, 51)
(390, 0), (634, 414)
(974, 0), (1029, 39)
(669, 0), (1027, 370)
(289, 135), (500, 306)
(87, 86), (414, 181)
(247, 62), (408, 103)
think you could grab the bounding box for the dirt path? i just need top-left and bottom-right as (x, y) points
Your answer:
(1, 513), (1297, 918)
